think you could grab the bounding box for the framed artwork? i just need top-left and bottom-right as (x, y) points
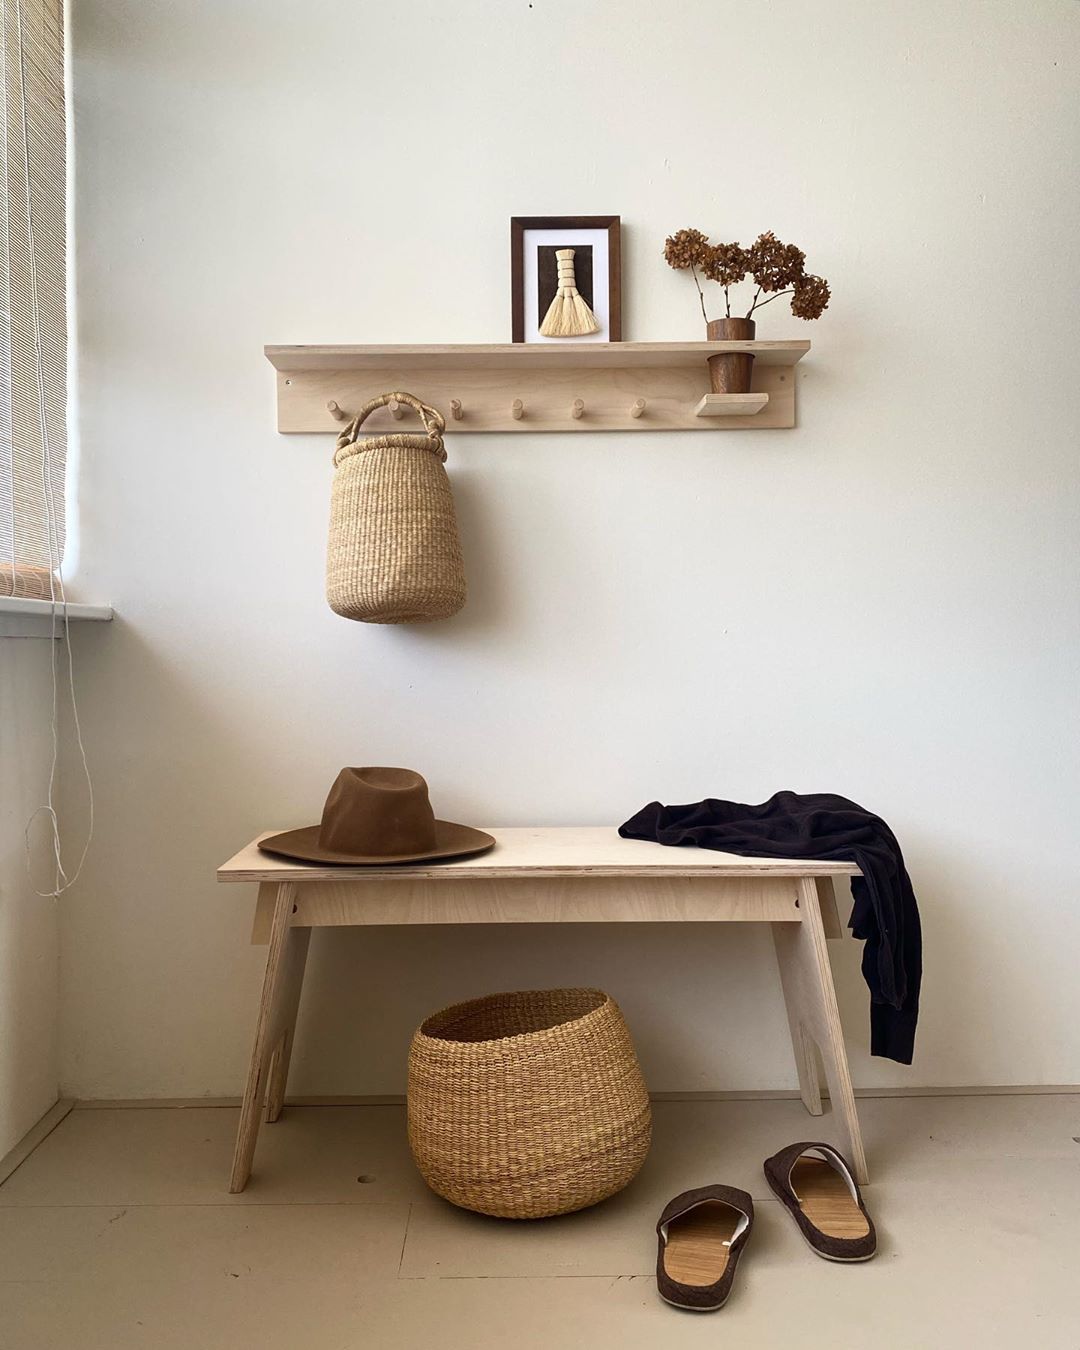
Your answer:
(510, 215), (622, 343)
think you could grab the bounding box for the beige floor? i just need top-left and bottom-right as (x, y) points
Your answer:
(1, 1094), (1077, 1349)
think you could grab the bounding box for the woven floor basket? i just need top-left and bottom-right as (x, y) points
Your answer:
(326, 392), (466, 623)
(407, 989), (652, 1220)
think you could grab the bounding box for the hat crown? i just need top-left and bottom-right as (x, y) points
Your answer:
(317, 767), (437, 857)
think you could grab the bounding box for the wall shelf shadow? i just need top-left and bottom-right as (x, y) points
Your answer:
(265, 341), (809, 434)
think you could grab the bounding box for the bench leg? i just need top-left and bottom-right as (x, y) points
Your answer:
(772, 877), (868, 1183)
(264, 922), (311, 1124)
(229, 881), (308, 1193)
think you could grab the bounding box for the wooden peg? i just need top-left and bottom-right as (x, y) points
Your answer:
(388, 399), (404, 420)
(511, 399), (524, 420)
(630, 398), (646, 419)
(326, 400), (348, 422)
(571, 398), (585, 420)
(449, 399), (463, 421)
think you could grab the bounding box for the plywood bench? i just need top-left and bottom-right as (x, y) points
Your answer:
(218, 827), (865, 1192)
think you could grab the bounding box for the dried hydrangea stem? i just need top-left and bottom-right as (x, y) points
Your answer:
(689, 264), (709, 324)
(749, 289), (793, 314)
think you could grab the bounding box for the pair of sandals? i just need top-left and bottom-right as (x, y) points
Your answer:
(656, 1141), (876, 1312)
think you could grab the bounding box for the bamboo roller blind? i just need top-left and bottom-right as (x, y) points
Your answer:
(0, 0), (65, 600)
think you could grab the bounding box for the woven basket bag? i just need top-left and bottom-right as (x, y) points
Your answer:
(407, 988), (652, 1220)
(326, 392), (466, 623)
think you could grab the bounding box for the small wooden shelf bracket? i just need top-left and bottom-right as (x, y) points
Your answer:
(694, 393), (770, 418)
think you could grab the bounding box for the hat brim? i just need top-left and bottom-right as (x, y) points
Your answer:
(256, 819), (495, 866)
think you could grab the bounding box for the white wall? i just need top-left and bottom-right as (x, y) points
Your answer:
(0, 641), (60, 1153)
(61, 0), (1080, 1101)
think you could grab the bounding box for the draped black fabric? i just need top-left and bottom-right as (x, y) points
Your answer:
(619, 791), (922, 1064)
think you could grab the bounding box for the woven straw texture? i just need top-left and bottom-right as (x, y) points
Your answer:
(326, 392), (466, 623)
(407, 989), (652, 1220)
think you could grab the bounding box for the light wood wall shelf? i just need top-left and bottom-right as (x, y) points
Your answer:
(265, 341), (810, 434)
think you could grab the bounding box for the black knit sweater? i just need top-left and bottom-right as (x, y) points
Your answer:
(619, 791), (922, 1064)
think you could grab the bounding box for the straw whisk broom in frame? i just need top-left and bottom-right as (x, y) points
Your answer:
(539, 248), (600, 337)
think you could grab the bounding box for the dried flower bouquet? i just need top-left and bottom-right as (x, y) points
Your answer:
(664, 228), (830, 327)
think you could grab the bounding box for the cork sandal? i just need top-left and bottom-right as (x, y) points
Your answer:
(655, 1185), (754, 1311)
(764, 1142), (876, 1262)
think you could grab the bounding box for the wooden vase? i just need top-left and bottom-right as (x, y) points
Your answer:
(707, 317), (756, 395)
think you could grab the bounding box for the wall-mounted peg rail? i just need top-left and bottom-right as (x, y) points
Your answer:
(266, 341), (810, 433)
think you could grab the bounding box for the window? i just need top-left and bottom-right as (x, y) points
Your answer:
(0, 0), (65, 601)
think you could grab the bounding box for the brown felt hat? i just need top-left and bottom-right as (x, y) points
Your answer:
(258, 767), (494, 865)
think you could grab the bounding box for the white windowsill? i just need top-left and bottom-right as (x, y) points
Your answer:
(0, 595), (114, 637)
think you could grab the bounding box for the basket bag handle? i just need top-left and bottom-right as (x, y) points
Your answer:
(334, 392), (447, 466)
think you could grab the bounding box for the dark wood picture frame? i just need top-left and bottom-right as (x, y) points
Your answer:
(510, 215), (622, 343)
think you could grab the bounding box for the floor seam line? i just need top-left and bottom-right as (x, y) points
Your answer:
(396, 1202), (412, 1276)
(0, 1196), (795, 1210)
(0, 1200), (417, 1210)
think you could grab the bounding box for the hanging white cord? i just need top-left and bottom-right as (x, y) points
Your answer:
(13, 0), (93, 897)
(3, 5), (15, 599)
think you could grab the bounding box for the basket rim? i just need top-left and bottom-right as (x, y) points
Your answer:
(334, 432), (443, 462)
(415, 987), (613, 1050)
